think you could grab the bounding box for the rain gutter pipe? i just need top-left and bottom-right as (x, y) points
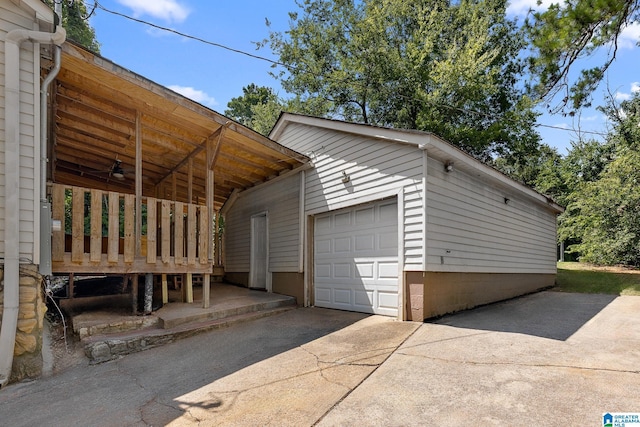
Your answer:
(0, 3), (65, 389)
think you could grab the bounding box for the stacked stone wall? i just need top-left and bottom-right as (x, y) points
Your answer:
(0, 265), (46, 382)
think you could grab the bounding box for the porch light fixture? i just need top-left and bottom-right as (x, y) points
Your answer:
(342, 171), (351, 183)
(444, 161), (454, 172)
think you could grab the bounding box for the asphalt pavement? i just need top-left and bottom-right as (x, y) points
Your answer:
(1, 291), (638, 426)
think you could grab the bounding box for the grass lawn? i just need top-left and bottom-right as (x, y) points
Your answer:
(555, 262), (640, 296)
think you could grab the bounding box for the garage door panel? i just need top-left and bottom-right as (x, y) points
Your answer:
(316, 239), (332, 254)
(334, 263), (351, 278)
(355, 234), (375, 251)
(334, 288), (352, 305)
(354, 289), (374, 307)
(334, 237), (351, 252)
(316, 216), (332, 231)
(378, 262), (399, 279)
(315, 288), (331, 304)
(379, 202), (397, 221)
(314, 199), (398, 317)
(355, 206), (374, 223)
(379, 232), (398, 250)
(334, 212), (352, 227)
(355, 262), (374, 279)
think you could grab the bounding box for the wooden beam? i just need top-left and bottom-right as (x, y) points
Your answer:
(71, 187), (84, 263)
(155, 126), (222, 186)
(188, 157), (193, 203)
(90, 189), (102, 262)
(124, 194), (135, 263)
(135, 111), (142, 257)
(146, 197), (157, 263)
(206, 137), (216, 262)
(51, 184), (65, 262)
(108, 191), (119, 263)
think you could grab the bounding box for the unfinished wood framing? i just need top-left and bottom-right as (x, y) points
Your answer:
(50, 183), (212, 275)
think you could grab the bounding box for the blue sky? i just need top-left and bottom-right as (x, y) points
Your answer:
(87, 0), (639, 155)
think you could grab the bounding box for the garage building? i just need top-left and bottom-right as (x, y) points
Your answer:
(223, 113), (563, 321)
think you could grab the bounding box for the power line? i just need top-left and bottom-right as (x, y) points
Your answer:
(90, 1), (287, 67)
(536, 123), (608, 137)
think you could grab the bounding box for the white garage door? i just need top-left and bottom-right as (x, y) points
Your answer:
(314, 199), (399, 316)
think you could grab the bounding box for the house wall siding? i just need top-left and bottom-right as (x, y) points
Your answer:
(425, 156), (558, 274)
(1, 2), (40, 261)
(277, 123), (425, 270)
(225, 173), (301, 273)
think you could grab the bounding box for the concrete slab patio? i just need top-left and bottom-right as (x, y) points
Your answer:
(1, 291), (638, 426)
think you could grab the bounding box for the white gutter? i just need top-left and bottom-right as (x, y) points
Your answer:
(0, 7), (65, 389)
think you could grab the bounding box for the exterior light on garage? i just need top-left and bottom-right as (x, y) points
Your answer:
(444, 161), (454, 172)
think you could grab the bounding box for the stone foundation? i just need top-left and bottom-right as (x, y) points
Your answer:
(0, 265), (46, 383)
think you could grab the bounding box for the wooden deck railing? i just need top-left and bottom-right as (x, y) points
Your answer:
(50, 183), (214, 274)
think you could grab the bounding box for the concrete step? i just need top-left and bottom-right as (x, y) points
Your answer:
(82, 305), (296, 363)
(156, 297), (297, 329)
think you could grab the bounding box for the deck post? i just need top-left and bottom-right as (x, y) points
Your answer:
(68, 272), (74, 299)
(144, 273), (153, 314)
(131, 274), (138, 314)
(202, 274), (210, 308)
(185, 272), (193, 303)
(161, 273), (168, 304)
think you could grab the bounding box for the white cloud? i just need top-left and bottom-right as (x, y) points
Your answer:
(168, 85), (217, 107)
(117, 0), (190, 23)
(615, 91), (632, 101)
(506, 0), (555, 17)
(613, 83), (640, 102)
(619, 22), (640, 49)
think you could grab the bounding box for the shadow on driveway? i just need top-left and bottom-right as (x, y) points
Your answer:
(428, 291), (617, 341)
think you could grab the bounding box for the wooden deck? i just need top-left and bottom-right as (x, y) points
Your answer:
(50, 183), (219, 275)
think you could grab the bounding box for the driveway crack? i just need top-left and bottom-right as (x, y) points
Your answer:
(395, 352), (640, 374)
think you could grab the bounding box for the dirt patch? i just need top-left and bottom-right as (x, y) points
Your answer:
(44, 309), (87, 376)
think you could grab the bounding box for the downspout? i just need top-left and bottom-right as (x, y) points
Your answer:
(0, 6), (65, 388)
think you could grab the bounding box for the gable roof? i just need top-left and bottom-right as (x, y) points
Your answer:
(271, 113), (563, 214)
(53, 42), (308, 210)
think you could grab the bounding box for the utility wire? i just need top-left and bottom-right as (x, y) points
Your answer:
(90, 1), (287, 67)
(86, 0), (611, 139)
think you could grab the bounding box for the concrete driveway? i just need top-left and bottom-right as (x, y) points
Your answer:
(319, 292), (640, 426)
(1, 291), (638, 426)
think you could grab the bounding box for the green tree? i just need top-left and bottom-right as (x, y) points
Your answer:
(225, 84), (279, 127)
(525, 0), (639, 113)
(46, 0), (100, 52)
(264, 0), (541, 163)
(559, 93), (640, 266)
(249, 98), (285, 136)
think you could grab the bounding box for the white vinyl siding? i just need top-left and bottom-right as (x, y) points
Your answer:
(426, 157), (557, 274)
(225, 174), (300, 272)
(1, 3), (41, 262)
(278, 123), (425, 269)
